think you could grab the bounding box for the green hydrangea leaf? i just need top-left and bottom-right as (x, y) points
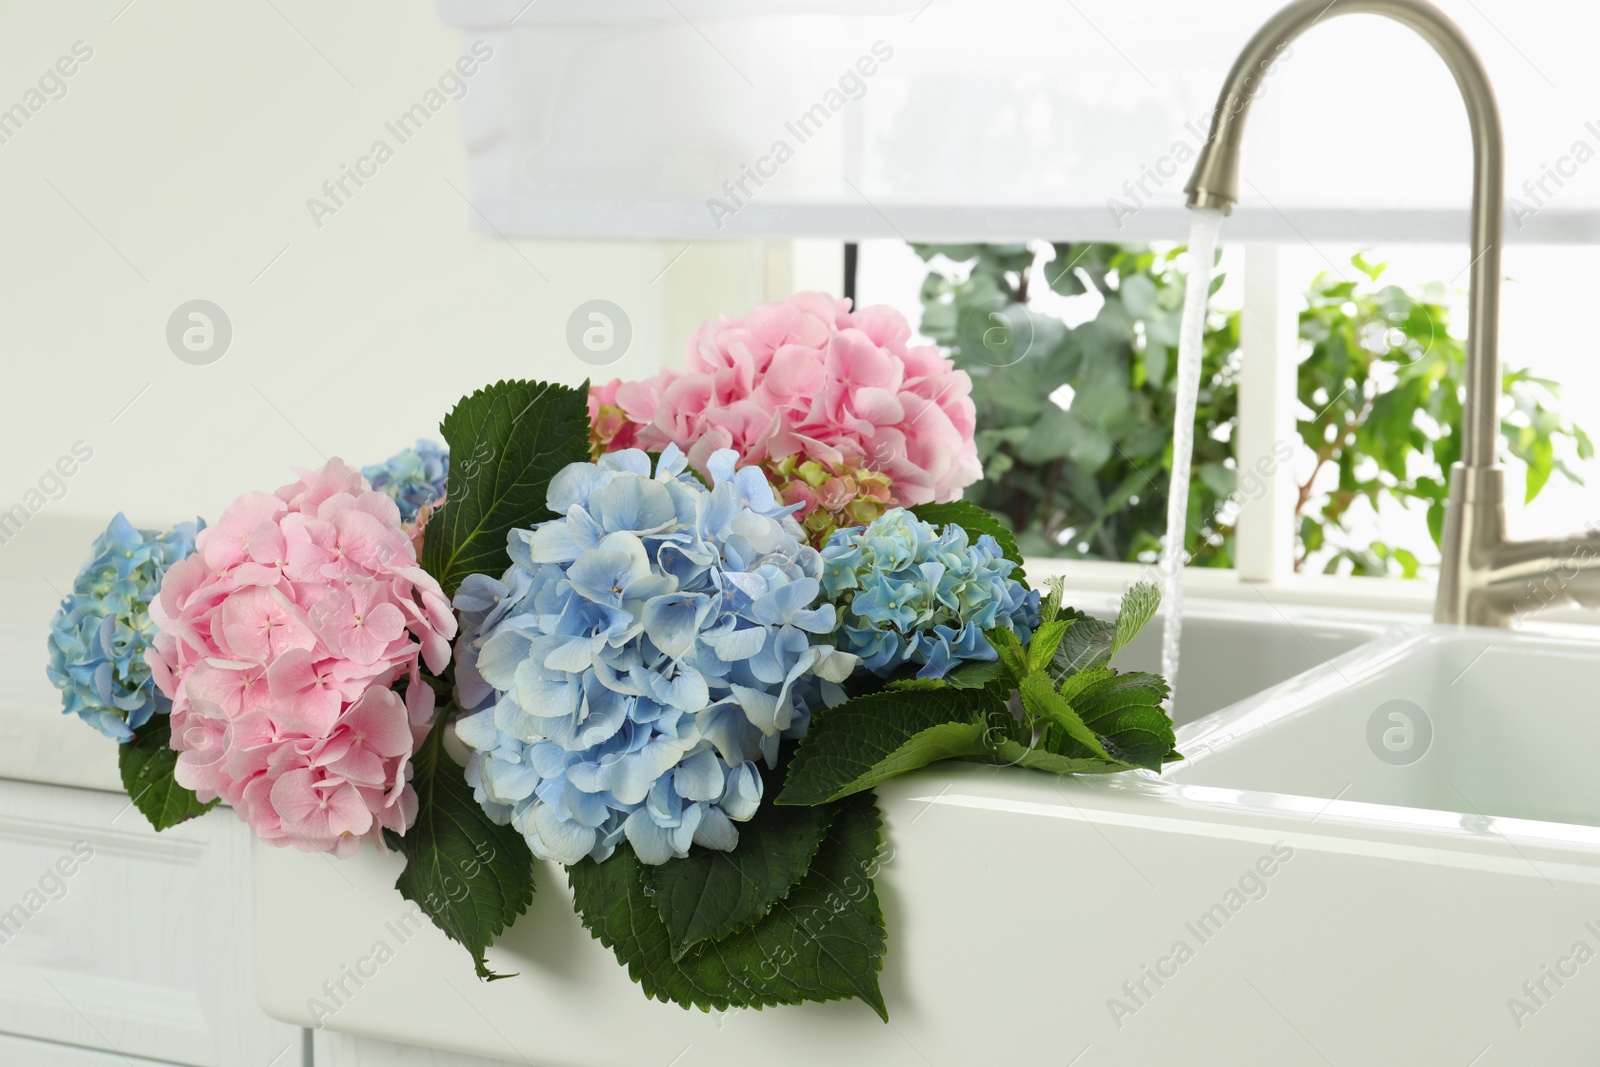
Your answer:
(383, 717), (535, 981)
(118, 716), (218, 831)
(1070, 671), (1176, 770)
(943, 658), (1009, 690)
(570, 791), (889, 1020)
(775, 688), (1010, 807)
(908, 500), (1025, 578)
(420, 379), (591, 597)
(643, 792), (835, 960)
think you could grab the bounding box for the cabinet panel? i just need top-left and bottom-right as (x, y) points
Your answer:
(0, 779), (302, 1067)
(315, 1031), (517, 1067)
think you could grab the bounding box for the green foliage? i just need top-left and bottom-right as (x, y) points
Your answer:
(118, 716), (217, 831)
(643, 787), (834, 960)
(775, 689), (1010, 807)
(915, 241), (1240, 565)
(421, 379), (592, 597)
(1295, 253), (1592, 575)
(777, 583), (1180, 804)
(384, 714), (535, 981)
(914, 244), (1593, 580)
(570, 792), (888, 1020)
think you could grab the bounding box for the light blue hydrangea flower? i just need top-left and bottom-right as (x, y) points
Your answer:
(46, 514), (203, 742)
(453, 445), (857, 866)
(362, 440), (448, 523)
(820, 509), (1039, 680)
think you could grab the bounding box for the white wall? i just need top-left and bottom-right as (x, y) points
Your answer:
(0, 1), (824, 536)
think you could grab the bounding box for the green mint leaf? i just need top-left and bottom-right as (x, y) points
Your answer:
(570, 792), (889, 1020)
(908, 500), (1026, 580)
(384, 716), (535, 981)
(986, 625), (1030, 684)
(1049, 610), (1116, 680)
(1018, 672), (1113, 761)
(643, 792), (835, 960)
(118, 716), (218, 831)
(1025, 618), (1071, 674)
(776, 689), (1009, 807)
(1109, 582), (1161, 661)
(1039, 576), (1067, 626)
(987, 741), (1121, 775)
(421, 379), (591, 598)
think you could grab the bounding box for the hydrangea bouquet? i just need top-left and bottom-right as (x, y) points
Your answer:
(47, 293), (1179, 1014)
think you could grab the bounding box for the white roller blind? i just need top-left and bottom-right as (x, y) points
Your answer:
(440, 0), (1600, 242)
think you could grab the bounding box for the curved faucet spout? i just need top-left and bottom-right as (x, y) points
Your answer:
(1186, 0), (1526, 627)
(1185, 0), (1504, 470)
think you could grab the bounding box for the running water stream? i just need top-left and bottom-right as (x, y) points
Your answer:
(1158, 207), (1226, 697)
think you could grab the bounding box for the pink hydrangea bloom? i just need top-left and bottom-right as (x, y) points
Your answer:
(587, 378), (640, 458)
(592, 293), (981, 526)
(146, 459), (455, 857)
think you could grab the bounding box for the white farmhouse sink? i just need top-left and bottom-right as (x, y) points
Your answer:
(253, 607), (1600, 1065)
(1170, 626), (1600, 826)
(1117, 602), (1386, 725)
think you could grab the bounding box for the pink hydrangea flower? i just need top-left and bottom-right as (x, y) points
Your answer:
(146, 459), (455, 857)
(591, 293), (981, 534)
(587, 378), (640, 458)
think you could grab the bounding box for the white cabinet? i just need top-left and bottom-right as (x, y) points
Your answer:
(0, 778), (303, 1067)
(314, 1032), (515, 1066)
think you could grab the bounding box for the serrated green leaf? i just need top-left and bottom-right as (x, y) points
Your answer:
(571, 792), (889, 1020)
(986, 624), (1029, 683)
(384, 716), (535, 981)
(1070, 672), (1175, 770)
(1109, 582), (1160, 660)
(118, 716), (218, 831)
(886, 676), (946, 692)
(421, 379), (592, 597)
(944, 658), (1008, 690)
(1018, 672), (1112, 760)
(776, 689), (1009, 807)
(987, 741), (1121, 775)
(908, 501), (1026, 581)
(1050, 611), (1116, 680)
(643, 793), (835, 960)
(1039, 576), (1067, 626)
(1026, 619), (1071, 674)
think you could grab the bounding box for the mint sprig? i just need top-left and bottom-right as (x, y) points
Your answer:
(777, 581), (1180, 805)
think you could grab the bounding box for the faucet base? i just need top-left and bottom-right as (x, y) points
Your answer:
(1435, 463), (1509, 627)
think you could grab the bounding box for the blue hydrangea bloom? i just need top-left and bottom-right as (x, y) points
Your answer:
(820, 509), (1039, 680)
(362, 440), (448, 522)
(46, 514), (203, 742)
(453, 445), (857, 866)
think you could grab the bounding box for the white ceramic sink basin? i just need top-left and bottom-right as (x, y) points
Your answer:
(254, 607), (1600, 1065)
(1171, 626), (1600, 827)
(1118, 602), (1385, 725)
